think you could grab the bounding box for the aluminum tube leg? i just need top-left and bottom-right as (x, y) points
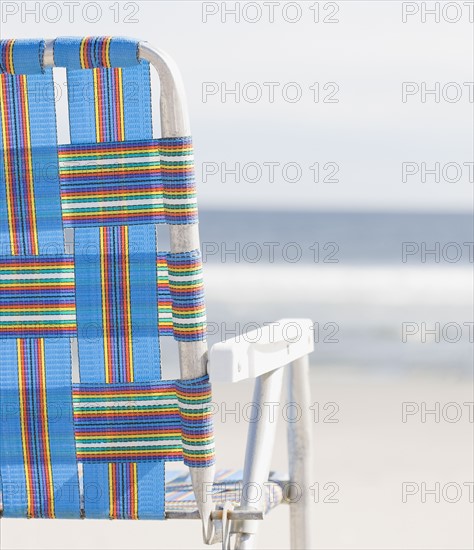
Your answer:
(234, 532), (254, 550)
(234, 367), (285, 550)
(287, 355), (313, 550)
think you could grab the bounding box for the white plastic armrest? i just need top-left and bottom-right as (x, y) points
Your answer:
(208, 318), (314, 383)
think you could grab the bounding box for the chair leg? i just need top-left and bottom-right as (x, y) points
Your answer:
(233, 367), (285, 550)
(233, 532), (256, 549)
(287, 355), (313, 550)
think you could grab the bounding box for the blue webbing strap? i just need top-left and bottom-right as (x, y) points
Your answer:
(0, 39), (80, 518)
(58, 37), (165, 519)
(54, 36), (139, 69)
(0, 39), (45, 75)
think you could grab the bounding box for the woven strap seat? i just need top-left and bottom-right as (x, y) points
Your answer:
(165, 469), (287, 517)
(0, 37), (212, 520)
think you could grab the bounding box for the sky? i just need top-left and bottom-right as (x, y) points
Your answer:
(1, 0), (473, 212)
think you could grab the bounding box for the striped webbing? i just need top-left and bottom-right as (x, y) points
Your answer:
(166, 469), (285, 515)
(157, 252), (173, 336)
(166, 251), (206, 342)
(57, 138), (198, 227)
(160, 137), (198, 225)
(65, 40), (164, 520)
(54, 36), (139, 70)
(0, 40), (15, 74)
(73, 377), (214, 467)
(0, 255), (76, 338)
(0, 37), (212, 521)
(99, 226), (135, 383)
(0, 251), (206, 342)
(58, 140), (163, 227)
(15, 339), (55, 518)
(0, 39), (80, 519)
(0, 73), (38, 256)
(0, 39), (45, 75)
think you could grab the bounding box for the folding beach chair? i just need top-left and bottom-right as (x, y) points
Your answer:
(0, 37), (314, 549)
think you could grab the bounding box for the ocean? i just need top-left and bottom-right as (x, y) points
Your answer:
(161, 211), (473, 377)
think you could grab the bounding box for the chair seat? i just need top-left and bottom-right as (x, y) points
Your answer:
(165, 468), (288, 517)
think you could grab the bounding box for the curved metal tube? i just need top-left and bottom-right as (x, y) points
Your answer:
(139, 44), (202, 261)
(43, 39), (55, 67)
(138, 42), (208, 381)
(138, 43), (190, 138)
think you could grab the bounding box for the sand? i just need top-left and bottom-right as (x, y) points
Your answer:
(1, 366), (472, 550)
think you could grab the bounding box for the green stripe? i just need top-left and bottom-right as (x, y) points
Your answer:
(74, 394), (177, 403)
(73, 406), (178, 413)
(76, 434), (182, 443)
(60, 162), (160, 173)
(62, 192), (160, 202)
(163, 202), (197, 207)
(78, 444), (182, 452)
(59, 151), (159, 161)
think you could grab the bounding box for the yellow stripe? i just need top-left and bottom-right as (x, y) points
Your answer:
(79, 38), (86, 69)
(16, 340), (33, 517)
(104, 37), (112, 67)
(99, 228), (111, 383)
(122, 227), (134, 382)
(108, 464), (114, 518)
(19, 75), (39, 255)
(116, 68), (125, 141)
(7, 40), (15, 73)
(38, 339), (55, 518)
(93, 69), (101, 143)
(131, 463), (138, 519)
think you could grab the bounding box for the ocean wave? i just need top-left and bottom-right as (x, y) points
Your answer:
(204, 264), (472, 306)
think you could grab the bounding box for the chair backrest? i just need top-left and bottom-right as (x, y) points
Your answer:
(0, 37), (214, 520)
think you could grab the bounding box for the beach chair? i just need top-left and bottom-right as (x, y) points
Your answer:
(0, 37), (314, 549)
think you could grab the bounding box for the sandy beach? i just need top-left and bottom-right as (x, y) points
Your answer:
(2, 366), (472, 550)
